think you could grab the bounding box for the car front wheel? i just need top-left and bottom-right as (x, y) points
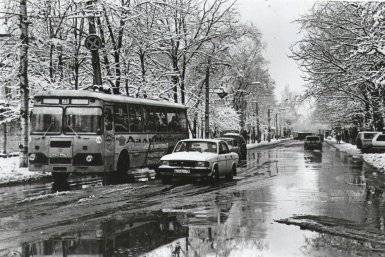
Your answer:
(209, 166), (219, 184)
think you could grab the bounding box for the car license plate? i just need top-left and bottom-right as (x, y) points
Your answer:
(175, 169), (190, 174)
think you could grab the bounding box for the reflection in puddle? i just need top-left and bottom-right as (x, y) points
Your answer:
(22, 212), (188, 257)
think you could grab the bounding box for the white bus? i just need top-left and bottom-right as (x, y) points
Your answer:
(28, 90), (188, 181)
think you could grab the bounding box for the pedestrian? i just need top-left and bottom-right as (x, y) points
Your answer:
(336, 132), (341, 144)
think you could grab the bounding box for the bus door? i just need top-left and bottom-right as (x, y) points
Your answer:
(104, 106), (115, 172)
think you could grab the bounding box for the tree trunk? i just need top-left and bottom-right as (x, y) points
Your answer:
(204, 60), (210, 139)
(96, 17), (114, 87)
(180, 54), (187, 104)
(3, 123), (7, 155)
(87, 1), (102, 86)
(19, 0), (29, 167)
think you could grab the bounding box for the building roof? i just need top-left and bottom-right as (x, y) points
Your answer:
(35, 89), (187, 109)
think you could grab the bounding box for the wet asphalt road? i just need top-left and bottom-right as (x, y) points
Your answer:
(1, 140), (385, 257)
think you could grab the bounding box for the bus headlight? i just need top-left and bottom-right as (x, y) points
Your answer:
(29, 153), (36, 161)
(196, 161), (209, 167)
(86, 155), (94, 163)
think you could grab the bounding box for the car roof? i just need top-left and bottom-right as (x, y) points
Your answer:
(223, 133), (241, 136)
(359, 131), (380, 134)
(306, 135), (319, 138)
(216, 137), (234, 140)
(179, 139), (223, 143)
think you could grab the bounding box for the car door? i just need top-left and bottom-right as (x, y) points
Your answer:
(218, 142), (228, 176)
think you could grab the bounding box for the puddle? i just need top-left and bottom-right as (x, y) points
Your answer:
(3, 142), (385, 257)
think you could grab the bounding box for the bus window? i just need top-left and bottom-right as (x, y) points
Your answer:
(64, 107), (102, 134)
(167, 111), (179, 132)
(31, 106), (62, 134)
(128, 105), (143, 132)
(104, 107), (113, 131)
(114, 104), (129, 133)
(177, 111), (187, 131)
(146, 108), (167, 132)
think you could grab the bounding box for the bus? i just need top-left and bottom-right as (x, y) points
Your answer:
(28, 90), (188, 181)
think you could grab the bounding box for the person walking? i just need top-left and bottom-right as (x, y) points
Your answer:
(336, 132), (342, 144)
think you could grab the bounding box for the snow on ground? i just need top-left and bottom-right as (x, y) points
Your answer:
(325, 139), (361, 156)
(0, 156), (50, 185)
(247, 138), (289, 149)
(362, 154), (385, 171)
(326, 139), (385, 170)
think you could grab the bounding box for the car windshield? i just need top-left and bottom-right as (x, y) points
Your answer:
(219, 138), (233, 146)
(174, 141), (217, 153)
(31, 106), (63, 134)
(64, 107), (102, 134)
(306, 137), (320, 141)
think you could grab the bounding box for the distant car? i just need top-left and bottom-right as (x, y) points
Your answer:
(216, 137), (240, 156)
(356, 131), (381, 152)
(304, 135), (322, 150)
(157, 139), (238, 184)
(370, 133), (385, 153)
(222, 133), (247, 161)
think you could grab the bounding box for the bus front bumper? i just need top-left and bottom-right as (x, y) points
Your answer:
(29, 164), (105, 173)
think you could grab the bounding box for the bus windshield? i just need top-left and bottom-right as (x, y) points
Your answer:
(64, 107), (102, 134)
(31, 106), (63, 134)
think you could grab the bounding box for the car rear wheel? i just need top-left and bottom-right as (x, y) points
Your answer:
(225, 165), (236, 181)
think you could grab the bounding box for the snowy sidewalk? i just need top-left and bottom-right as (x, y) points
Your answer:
(326, 139), (385, 170)
(247, 138), (290, 149)
(0, 156), (50, 185)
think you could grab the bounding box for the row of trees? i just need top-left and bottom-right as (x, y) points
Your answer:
(0, 0), (274, 165)
(292, 2), (385, 130)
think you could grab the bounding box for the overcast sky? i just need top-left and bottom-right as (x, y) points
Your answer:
(237, 0), (315, 99)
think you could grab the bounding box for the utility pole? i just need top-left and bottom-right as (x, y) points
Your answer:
(267, 108), (271, 142)
(275, 113), (278, 139)
(256, 102), (260, 143)
(204, 59), (210, 139)
(19, 0), (29, 167)
(86, 0), (102, 86)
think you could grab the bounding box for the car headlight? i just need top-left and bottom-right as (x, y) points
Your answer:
(29, 153), (36, 161)
(86, 155), (94, 163)
(196, 161), (209, 167)
(160, 160), (169, 166)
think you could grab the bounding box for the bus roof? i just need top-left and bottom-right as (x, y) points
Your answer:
(35, 90), (187, 109)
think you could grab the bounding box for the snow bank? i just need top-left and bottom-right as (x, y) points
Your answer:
(326, 139), (385, 170)
(0, 156), (49, 185)
(363, 154), (385, 170)
(325, 139), (361, 156)
(247, 138), (289, 149)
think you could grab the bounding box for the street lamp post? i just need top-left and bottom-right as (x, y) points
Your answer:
(267, 108), (271, 142)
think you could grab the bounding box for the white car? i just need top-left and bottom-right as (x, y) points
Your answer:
(371, 133), (385, 152)
(157, 139), (239, 183)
